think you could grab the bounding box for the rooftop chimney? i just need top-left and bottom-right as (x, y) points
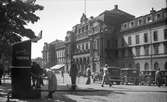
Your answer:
(150, 8), (156, 13)
(114, 5), (118, 9)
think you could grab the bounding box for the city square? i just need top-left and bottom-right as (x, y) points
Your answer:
(0, 0), (167, 102)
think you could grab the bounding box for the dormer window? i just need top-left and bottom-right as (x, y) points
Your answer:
(131, 22), (134, 26)
(124, 24), (127, 28)
(157, 14), (161, 18)
(138, 19), (142, 25)
(79, 29), (81, 33)
(147, 16), (152, 23)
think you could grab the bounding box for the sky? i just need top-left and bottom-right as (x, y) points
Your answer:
(29, 0), (166, 59)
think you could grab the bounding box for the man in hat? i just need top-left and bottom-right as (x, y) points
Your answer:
(69, 60), (78, 90)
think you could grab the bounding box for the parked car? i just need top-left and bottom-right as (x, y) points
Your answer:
(120, 68), (139, 85)
(105, 66), (121, 86)
(159, 71), (167, 86)
(140, 71), (156, 86)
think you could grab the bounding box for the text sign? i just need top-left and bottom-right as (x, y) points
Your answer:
(12, 40), (31, 67)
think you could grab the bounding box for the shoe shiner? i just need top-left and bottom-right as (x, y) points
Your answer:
(44, 68), (57, 98)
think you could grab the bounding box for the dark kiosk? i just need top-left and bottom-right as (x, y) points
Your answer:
(11, 40), (40, 99)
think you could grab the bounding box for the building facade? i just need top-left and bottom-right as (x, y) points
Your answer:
(43, 6), (167, 74)
(117, 8), (167, 71)
(65, 31), (76, 73)
(66, 5), (134, 75)
(42, 40), (66, 68)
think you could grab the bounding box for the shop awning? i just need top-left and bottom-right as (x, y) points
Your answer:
(50, 64), (65, 70)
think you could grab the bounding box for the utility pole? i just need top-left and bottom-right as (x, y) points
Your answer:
(84, 0), (86, 15)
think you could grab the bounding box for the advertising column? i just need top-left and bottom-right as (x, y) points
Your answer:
(11, 40), (31, 98)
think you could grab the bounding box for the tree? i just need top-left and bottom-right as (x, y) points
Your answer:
(0, 0), (43, 58)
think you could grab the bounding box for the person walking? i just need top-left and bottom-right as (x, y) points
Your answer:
(101, 64), (108, 87)
(31, 62), (44, 88)
(69, 60), (78, 90)
(45, 68), (57, 98)
(86, 65), (91, 85)
(0, 60), (4, 85)
(61, 69), (64, 83)
(155, 68), (162, 87)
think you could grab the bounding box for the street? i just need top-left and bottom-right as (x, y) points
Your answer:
(0, 73), (167, 102)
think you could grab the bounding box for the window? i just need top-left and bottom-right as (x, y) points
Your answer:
(144, 63), (149, 71)
(147, 16), (152, 22)
(118, 50), (122, 57)
(153, 31), (158, 41)
(86, 25), (88, 31)
(165, 62), (167, 71)
(144, 45), (149, 56)
(153, 44), (159, 55)
(157, 13), (161, 19)
(107, 40), (110, 48)
(86, 43), (88, 50)
(82, 44), (84, 50)
(144, 33), (148, 43)
(130, 22), (134, 27)
(128, 48), (132, 57)
(122, 49), (125, 57)
(154, 62), (159, 70)
(164, 29), (167, 40)
(121, 38), (124, 47)
(136, 47), (140, 56)
(138, 19), (142, 25)
(136, 63), (140, 71)
(128, 36), (132, 45)
(79, 29), (81, 33)
(164, 42), (167, 54)
(136, 35), (140, 44)
(129, 63), (132, 68)
(124, 24), (127, 28)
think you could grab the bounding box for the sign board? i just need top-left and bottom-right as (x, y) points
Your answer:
(12, 40), (31, 68)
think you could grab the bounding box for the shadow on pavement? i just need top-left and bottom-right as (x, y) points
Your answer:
(68, 87), (125, 96)
(1, 83), (125, 102)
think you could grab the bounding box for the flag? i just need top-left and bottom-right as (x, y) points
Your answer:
(31, 30), (42, 42)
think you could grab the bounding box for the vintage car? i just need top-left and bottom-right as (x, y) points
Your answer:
(140, 71), (156, 86)
(105, 66), (121, 86)
(120, 68), (139, 85)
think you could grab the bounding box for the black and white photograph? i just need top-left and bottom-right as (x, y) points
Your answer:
(0, 0), (167, 102)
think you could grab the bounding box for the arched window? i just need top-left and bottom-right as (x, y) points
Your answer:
(144, 63), (149, 71)
(129, 63), (132, 68)
(136, 63), (140, 71)
(154, 62), (159, 70)
(93, 63), (96, 72)
(165, 62), (167, 71)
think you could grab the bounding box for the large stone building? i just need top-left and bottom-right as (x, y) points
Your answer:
(117, 8), (167, 71)
(65, 5), (134, 75)
(43, 6), (167, 74)
(42, 40), (66, 68)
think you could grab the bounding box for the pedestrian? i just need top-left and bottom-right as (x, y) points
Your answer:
(155, 68), (162, 87)
(31, 62), (44, 88)
(86, 65), (91, 85)
(45, 68), (57, 98)
(69, 60), (78, 90)
(61, 69), (64, 83)
(0, 60), (4, 85)
(139, 72), (145, 85)
(101, 64), (108, 87)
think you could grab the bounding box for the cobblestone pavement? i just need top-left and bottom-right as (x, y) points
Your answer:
(0, 73), (167, 102)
